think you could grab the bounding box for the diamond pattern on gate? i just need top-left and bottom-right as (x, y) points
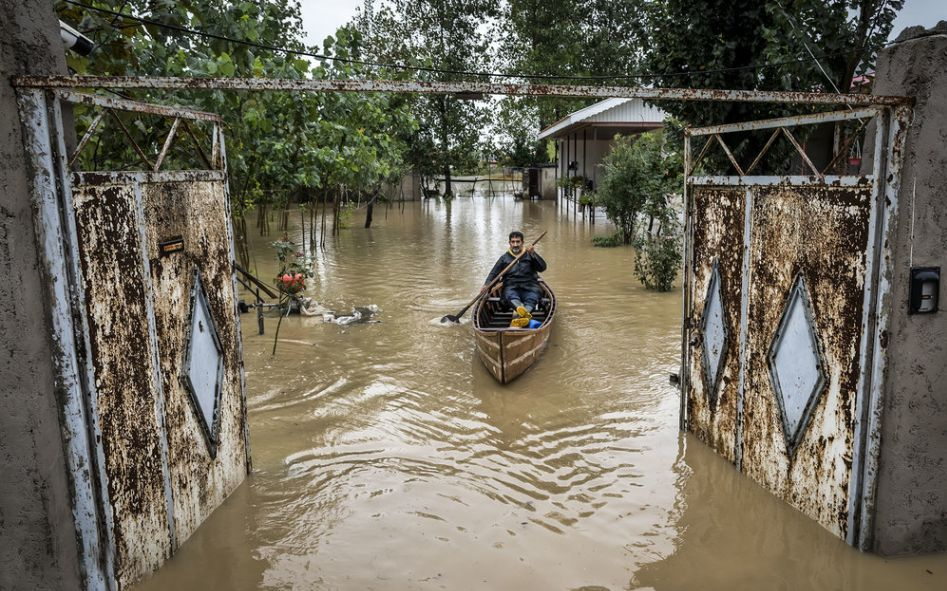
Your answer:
(700, 261), (729, 407)
(183, 269), (224, 457)
(767, 274), (826, 456)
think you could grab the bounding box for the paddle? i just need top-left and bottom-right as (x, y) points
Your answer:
(441, 231), (547, 324)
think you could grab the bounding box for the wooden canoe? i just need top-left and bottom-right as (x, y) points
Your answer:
(472, 280), (556, 384)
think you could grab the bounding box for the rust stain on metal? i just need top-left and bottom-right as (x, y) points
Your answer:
(687, 186), (745, 463)
(70, 174), (248, 586)
(741, 182), (872, 539)
(72, 182), (172, 586)
(141, 179), (248, 546)
(10, 76), (914, 107)
(55, 89), (222, 122)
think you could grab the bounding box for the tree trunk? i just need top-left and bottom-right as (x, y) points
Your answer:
(364, 192), (376, 228)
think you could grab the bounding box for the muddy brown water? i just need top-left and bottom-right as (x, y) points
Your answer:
(134, 195), (947, 590)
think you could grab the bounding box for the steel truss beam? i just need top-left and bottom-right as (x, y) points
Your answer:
(13, 76), (912, 107)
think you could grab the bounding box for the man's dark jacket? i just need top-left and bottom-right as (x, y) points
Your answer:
(484, 250), (547, 288)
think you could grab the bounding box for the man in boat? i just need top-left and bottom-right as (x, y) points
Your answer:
(481, 231), (547, 328)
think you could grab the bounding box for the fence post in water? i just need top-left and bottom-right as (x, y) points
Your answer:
(257, 287), (265, 335)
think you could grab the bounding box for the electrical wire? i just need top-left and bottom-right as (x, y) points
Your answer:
(64, 0), (873, 84)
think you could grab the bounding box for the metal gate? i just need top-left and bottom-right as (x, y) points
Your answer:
(680, 106), (909, 547)
(17, 89), (250, 589)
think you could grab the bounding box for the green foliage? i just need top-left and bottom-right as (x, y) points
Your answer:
(633, 220), (682, 291)
(578, 191), (596, 207)
(556, 175), (586, 190)
(361, 0), (497, 195)
(492, 97), (546, 167)
(592, 234), (620, 247)
(498, 0), (648, 129)
(271, 239), (313, 293)
(55, 1), (416, 215)
(597, 131), (679, 245)
(336, 202), (356, 229)
(644, 0), (905, 155)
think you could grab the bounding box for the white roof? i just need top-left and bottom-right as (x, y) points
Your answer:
(537, 98), (668, 140)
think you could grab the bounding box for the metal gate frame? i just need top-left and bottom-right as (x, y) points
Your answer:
(16, 88), (248, 590)
(680, 105), (911, 549)
(12, 76), (914, 579)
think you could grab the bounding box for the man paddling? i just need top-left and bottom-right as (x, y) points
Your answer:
(481, 231), (547, 328)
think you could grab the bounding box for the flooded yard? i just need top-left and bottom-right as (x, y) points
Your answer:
(134, 194), (946, 590)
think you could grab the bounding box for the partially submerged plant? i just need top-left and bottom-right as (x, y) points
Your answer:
(270, 238), (315, 355)
(271, 239), (314, 295)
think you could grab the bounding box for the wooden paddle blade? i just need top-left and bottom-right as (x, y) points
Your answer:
(441, 314), (460, 323)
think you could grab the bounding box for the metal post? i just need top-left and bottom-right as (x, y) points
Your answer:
(734, 186), (755, 469)
(572, 133), (577, 219)
(218, 125), (253, 474)
(554, 140), (559, 206)
(565, 136), (570, 219)
(17, 89), (114, 591)
(582, 128), (587, 221)
(854, 104), (911, 550)
(680, 134), (692, 432)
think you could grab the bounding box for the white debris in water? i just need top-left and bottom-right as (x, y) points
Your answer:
(325, 304), (380, 325)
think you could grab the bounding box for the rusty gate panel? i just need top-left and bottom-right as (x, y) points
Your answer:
(71, 181), (173, 584)
(687, 186), (745, 461)
(741, 183), (872, 538)
(140, 178), (248, 545)
(681, 106), (908, 548)
(18, 88), (252, 589)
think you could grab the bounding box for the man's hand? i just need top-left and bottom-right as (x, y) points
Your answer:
(525, 244), (535, 254)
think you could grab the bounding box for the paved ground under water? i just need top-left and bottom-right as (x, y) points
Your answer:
(134, 194), (947, 590)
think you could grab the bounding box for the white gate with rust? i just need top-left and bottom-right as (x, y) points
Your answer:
(680, 106), (909, 548)
(17, 89), (250, 589)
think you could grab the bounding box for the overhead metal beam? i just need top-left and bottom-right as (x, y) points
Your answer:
(688, 107), (882, 136)
(55, 90), (223, 122)
(12, 76), (912, 107)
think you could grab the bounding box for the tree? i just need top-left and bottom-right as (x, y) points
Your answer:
(362, 0), (497, 198)
(56, 1), (415, 239)
(491, 97), (546, 167)
(597, 130), (679, 245)
(596, 129), (683, 290)
(497, 0), (648, 132)
(645, 0), (905, 128)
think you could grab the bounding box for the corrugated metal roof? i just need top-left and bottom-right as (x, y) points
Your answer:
(537, 98), (668, 140)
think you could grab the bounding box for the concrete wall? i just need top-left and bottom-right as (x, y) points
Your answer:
(382, 171), (423, 201)
(871, 22), (947, 555)
(540, 167), (556, 200)
(0, 1), (83, 589)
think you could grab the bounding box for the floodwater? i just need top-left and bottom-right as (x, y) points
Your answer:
(135, 194), (946, 590)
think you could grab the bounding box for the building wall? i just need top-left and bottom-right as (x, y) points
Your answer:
(0, 1), (83, 589)
(540, 167), (556, 200)
(871, 24), (947, 556)
(382, 171), (423, 201)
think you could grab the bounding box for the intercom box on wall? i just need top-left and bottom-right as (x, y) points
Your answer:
(909, 267), (940, 314)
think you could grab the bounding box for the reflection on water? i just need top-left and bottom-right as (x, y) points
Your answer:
(134, 195), (947, 590)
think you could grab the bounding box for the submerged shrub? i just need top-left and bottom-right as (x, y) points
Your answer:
(633, 220), (682, 291)
(592, 234), (621, 247)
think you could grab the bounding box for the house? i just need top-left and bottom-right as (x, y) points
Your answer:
(538, 98), (668, 196)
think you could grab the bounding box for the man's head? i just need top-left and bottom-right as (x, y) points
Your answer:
(508, 231), (524, 254)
